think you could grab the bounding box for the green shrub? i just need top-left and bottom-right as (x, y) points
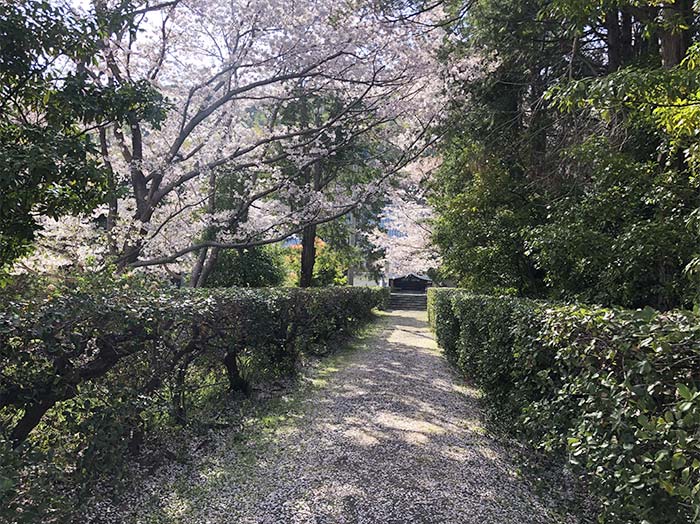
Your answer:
(427, 288), (700, 523)
(205, 246), (286, 288)
(0, 284), (387, 522)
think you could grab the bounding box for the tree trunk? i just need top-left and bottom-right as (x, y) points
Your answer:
(190, 168), (220, 287)
(620, 10), (633, 64)
(172, 356), (194, 425)
(223, 351), (249, 393)
(660, 0), (693, 68)
(116, 226), (149, 270)
(661, 30), (684, 68)
(99, 128), (119, 255)
(195, 247), (220, 288)
(190, 247), (208, 287)
(299, 161), (322, 288)
(299, 223), (317, 288)
(347, 212), (356, 285)
(606, 10), (622, 73)
(10, 398), (57, 448)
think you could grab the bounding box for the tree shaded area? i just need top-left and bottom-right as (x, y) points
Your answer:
(0, 276), (387, 520)
(433, 0), (700, 309)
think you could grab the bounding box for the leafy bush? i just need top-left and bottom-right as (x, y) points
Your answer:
(0, 283), (388, 522)
(205, 247), (286, 288)
(428, 288), (700, 523)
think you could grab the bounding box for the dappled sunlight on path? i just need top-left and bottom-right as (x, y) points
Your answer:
(93, 311), (562, 523)
(242, 310), (551, 524)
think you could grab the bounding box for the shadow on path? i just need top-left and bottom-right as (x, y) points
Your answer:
(103, 311), (571, 524)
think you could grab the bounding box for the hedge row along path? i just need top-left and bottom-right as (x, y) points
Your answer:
(93, 311), (572, 523)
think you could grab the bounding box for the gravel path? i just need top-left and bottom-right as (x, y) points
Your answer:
(93, 310), (564, 523)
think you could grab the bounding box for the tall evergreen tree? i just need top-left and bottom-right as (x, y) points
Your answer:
(433, 0), (700, 309)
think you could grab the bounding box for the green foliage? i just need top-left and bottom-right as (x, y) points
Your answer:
(432, 0), (565, 298)
(205, 247), (286, 288)
(524, 137), (699, 309)
(432, 142), (543, 296)
(0, 0), (168, 269)
(282, 239), (360, 287)
(313, 246), (349, 286)
(318, 219), (385, 282)
(428, 288), (700, 523)
(548, 42), (700, 290)
(433, 0), (700, 309)
(0, 280), (388, 521)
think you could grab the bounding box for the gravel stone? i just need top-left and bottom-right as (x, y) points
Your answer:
(87, 310), (574, 523)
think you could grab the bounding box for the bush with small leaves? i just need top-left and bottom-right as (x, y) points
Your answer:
(0, 282), (388, 522)
(428, 288), (700, 523)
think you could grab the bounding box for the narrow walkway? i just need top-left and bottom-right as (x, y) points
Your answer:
(98, 311), (562, 523)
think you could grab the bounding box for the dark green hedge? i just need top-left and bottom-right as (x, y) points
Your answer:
(0, 285), (388, 520)
(428, 288), (700, 523)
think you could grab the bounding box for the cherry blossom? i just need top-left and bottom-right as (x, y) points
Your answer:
(369, 157), (441, 278)
(25, 0), (447, 281)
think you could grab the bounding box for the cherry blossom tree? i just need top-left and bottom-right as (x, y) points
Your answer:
(369, 157), (441, 278)
(33, 0), (446, 283)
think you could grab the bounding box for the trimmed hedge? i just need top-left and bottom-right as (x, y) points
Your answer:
(428, 288), (700, 523)
(0, 285), (387, 520)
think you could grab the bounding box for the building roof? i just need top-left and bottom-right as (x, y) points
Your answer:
(391, 273), (432, 282)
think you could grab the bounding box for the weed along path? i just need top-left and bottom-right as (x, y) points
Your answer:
(92, 311), (567, 523)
